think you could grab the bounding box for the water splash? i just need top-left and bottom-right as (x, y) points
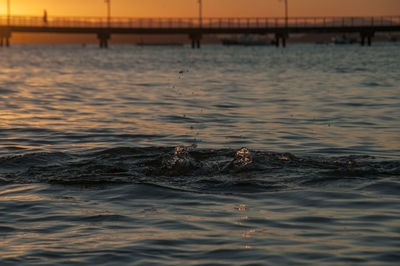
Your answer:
(234, 147), (253, 166)
(161, 144), (199, 175)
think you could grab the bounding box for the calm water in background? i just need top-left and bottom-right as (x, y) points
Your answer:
(0, 43), (399, 265)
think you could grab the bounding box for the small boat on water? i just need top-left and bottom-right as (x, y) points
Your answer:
(221, 35), (272, 46)
(332, 35), (357, 45)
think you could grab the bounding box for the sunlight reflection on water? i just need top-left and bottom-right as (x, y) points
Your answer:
(0, 43), (400, 265)
(0, 43), (399, 157)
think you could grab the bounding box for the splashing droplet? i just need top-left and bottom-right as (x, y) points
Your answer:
(234, 147), (253, 166)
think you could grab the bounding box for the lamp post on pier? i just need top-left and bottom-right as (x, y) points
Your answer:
(276, 0), (289, 47)
(284, 0), (288, 30)
(198, 0), (202, 28)
(98, 0), (111, 48)
(189, 0), (202, 49)
(2, 0), (12, 47)
(105, 0), (111, 27)
(278, 0), (289, 29)
(7, 0), (10, 26)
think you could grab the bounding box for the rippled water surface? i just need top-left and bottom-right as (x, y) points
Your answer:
(1, 43), (400, 265)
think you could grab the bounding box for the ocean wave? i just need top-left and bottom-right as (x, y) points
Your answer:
(1, 146), (399, 192)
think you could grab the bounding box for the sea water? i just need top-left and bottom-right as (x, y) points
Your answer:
(0, 43), (399, 265)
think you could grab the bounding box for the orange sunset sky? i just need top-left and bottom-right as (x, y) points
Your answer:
(1, 0), (400, 18)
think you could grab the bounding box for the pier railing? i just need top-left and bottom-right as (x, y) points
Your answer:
(1, 15), (399, 29)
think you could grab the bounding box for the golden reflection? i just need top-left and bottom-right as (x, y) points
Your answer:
(242, 229), (256, 238)
(235, 204), (247, 212)
(235, 204), (248, 226)
(234, 203), (257, 250)
(0, 185), (37, 195)
(0, 194), (45, 201)
(0, 185), (45, 201)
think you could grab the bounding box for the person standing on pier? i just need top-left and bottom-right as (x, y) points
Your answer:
(43, 10), (48, 24)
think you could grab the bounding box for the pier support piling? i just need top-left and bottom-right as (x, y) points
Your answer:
(191, 39), (201, 49)
(274, 33), (288, 47)
(360, 31), (374, 46)
(189, 33), (202, 49)
(0, 31), (11, 48)
(97, 33), (111, 49)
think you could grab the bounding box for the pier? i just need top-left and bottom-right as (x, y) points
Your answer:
(1, 15), (399, 48)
